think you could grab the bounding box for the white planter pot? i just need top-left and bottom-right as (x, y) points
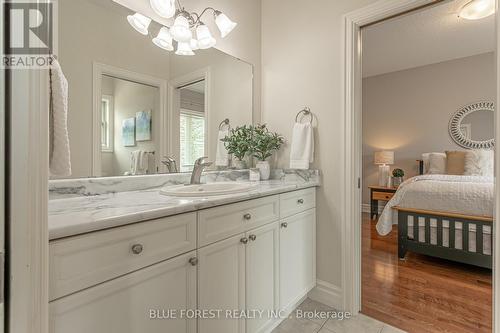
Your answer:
(256, 161), (271, 180)
(233, 159), (247, 170)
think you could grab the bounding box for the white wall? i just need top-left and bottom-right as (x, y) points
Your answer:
(261, 0), (379, 290)
(362, 53), (496, 204)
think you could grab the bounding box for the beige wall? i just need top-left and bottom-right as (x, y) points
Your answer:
(261, 0), (379, 289)
(362, 53), (496, 204)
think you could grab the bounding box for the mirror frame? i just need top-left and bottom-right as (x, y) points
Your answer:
(92, 62), (168, 176)
(448, 101), (495, 149)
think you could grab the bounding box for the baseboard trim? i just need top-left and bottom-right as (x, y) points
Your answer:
(308, 280), (343, 310)
(361, 203), (384, 214)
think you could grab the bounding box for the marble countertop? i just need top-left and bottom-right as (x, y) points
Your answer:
(49, 179), (320, 240)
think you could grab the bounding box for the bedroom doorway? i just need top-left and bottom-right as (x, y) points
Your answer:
(354, 1), (495, 332)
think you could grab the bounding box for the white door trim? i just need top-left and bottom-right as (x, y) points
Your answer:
(91, 62), (168, 176)
(340, 0), (498, 318)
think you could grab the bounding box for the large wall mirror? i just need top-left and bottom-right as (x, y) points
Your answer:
(58, 0), (253, 178)
(449, 101), (495, 149)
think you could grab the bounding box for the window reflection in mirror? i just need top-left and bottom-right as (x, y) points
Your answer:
(179, 81), (206, 172)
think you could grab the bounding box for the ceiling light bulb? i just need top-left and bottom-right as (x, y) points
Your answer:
(153, 27), (174, 51)
(150, 0), (176, 18)
(215, 11), (237, 38)
(459, 0), (495, 20)
(190, 38), (199, 50)
(127, 13), (152, 35)
(196, 24), (216, 49)
(170, 14), (193, 42)
(176, 42), (195, 56)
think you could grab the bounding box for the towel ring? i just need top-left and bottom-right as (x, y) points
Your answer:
(219, 118), (230, 130)
(295, 107), (313, 124)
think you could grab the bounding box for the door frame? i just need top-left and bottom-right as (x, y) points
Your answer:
(91, 62), (168, 176)
(340, 1), (499, 329)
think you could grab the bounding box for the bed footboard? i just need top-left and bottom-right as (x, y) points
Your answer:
(396, 207), (492, 269)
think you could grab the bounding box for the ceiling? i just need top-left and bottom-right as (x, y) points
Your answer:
(362, 0), (495, 78)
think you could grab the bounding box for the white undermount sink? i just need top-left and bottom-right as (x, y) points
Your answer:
(160, 182), (257, 197)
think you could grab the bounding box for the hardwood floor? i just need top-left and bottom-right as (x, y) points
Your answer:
(361, 213), (492, 333)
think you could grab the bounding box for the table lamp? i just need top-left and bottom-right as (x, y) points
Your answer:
(374, 151), (394, 187)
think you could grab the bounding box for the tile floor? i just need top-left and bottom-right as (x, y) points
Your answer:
(272, 299), (406, 333)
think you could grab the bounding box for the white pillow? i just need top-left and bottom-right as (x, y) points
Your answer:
(422, 153), (431, 174)
(427, 153), (447, 174)
(464, 150), (494, 177)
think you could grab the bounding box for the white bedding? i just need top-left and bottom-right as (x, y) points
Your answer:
(376, 174), (494, 236)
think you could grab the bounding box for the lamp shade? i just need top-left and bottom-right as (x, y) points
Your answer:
(459, 0), (495, 20)
(374, 151), (394, 165)
(153, 27), (174, 51)
(215, 12), (237, 38)
(176, 41), (195, 56)
(170, 15), (192, 42)
(196, 24), (216, 49)
(127, 13), (152, 35)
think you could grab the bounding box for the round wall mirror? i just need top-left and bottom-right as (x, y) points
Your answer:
(449, 101), (495, 149)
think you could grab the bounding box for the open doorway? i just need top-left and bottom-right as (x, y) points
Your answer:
(360, 1), (494, 332)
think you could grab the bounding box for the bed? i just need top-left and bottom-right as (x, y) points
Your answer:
(376, 174), (494, 269)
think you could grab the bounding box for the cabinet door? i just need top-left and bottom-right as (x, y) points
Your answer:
(246, 223), (280, 333)
(49, 251), (197, 333)
(279, 209), (316, 313)
(198, 234), (246, 333)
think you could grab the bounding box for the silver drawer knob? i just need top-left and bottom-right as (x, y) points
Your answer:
(281, 222), (288, 228)
(249, 234), (257, 241)
(297, 199), (304, 204)
(240, 237), (249, 244)
(131, 244), (144, 255)
(243, 213), (252, 220)
(189, 257), (199, 266)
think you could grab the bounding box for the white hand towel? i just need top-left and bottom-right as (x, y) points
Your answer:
(290, 122), (314, 169)
(215, 129), (230, 167)
(131, 150), (142, 175)
(49, 59), (72, 177)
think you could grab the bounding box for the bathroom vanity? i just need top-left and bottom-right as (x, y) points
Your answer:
(48, 171), (319, 333)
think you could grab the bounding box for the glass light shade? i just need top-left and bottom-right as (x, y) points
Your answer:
(127, 13), (152, 35)
(170, 15), (193, 42)
(374, 151), (394, 165)
(190, 38), (199, 50)
(150, 0), (176, 18)
(196, 24), (216, 49)
(459, 0), (495, 20)
(153, 27), (174, 51)
(176, 42), (195, 56)
(215, 12), (237, 38)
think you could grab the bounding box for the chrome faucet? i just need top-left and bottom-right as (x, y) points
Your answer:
(161, 156), (178, 173)
(190, 157), (213, 184)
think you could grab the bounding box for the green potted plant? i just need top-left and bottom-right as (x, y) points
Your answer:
(221, 125), (253, 169)
(392, 168), (405, 187)
(250, 124), (285, 180)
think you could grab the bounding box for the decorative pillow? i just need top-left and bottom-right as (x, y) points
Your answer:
(427, 153), (446, 174)
(464, 150), (494, 177)
(445, 151), (466, 175)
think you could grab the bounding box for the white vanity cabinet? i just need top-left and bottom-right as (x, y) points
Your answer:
(279, 189), (317, 313)
(49, 188), (317, 333)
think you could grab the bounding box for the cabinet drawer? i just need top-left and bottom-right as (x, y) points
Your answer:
(280, 188), (316, 218)
(50, 213), (196, 301)
(372, 191), (394, 201)
(198, 196), (279, 247)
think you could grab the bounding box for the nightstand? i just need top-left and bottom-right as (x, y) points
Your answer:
(368, 185), (398, 220)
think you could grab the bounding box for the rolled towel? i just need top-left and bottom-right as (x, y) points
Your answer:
(215, 129), (230, 167)
(290, 122), (314, 169)
(49, 59), (72, 177)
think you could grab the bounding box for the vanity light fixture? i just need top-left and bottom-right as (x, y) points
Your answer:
(459, 0), (495, 20)
(127, 13), (152, 35)
(126, 0), (237, 55)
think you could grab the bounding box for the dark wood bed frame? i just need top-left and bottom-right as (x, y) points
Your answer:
(394, 160), (493, 269)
